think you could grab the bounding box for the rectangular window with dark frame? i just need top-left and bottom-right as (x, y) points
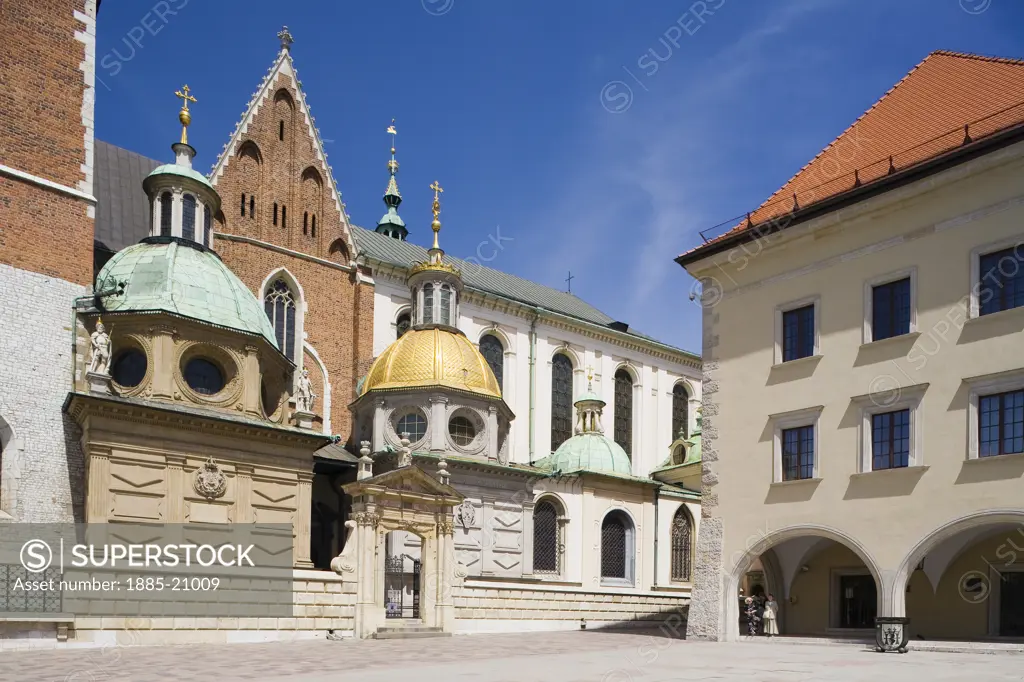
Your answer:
(872, 278), (911, 341)
(781, 425), (814, 481)
(871, 409), (910, 470)
(980, 247), (1024, 316)
(782, 304), (815, 362)
(979, 390), (1024, 457)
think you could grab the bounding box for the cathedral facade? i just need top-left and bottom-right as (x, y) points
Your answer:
(0, 3), (702, 646)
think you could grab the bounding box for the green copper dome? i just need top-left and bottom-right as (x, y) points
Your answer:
(95, 238), (279, 350)
(544, 432), (633, 476)
(146, 163), (215, 191)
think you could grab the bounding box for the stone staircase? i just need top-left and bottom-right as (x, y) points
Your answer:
(373, 619), (451, 640)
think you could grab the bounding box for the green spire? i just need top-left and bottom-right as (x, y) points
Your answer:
(376, 119), (408, 240)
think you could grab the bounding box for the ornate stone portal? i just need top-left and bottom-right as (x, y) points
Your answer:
(336, 465), (463, 639)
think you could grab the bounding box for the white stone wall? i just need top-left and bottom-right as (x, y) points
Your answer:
(0, 264), (86, 523)
(371, 276), (701, 477)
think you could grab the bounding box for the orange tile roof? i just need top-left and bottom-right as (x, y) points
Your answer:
(680, 50), (1024, 262)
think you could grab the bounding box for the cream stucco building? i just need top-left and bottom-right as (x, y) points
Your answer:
(679, 51), (1024, 643)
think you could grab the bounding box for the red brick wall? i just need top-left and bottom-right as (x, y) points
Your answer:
(213, 69), (371, 440)
(0, 0), (93, 286)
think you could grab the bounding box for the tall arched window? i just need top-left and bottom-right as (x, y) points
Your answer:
(480, 334), (504, 390)
(181, 194), (196, 241)
(614, 369), (633, 457)
(311, 215), (317, 237)
(240, 193), (246, 217)
(439, 286), (452, 325)
(281, 205), (286, 227)
(396, 312), (411, 339)
(264, 279), (296, 359)
(533, 499), (560, 574)
(422, 284), (434, 324)
(672, 383), (689, 440)
(600, 511), (635, 584)
(279, 120), (285, 141)
(670, 506), (693, 582)
(160, 192), (172, 236)
(273, 203), (278, 226)
(249, 195), (255, 219)
(551, 354), (573, 450)
(303, 211), (308, 235)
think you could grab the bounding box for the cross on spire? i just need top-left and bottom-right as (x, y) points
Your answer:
(277, 26), (294, 51)
(174, 84), (197, 145)
(429, 181), (444, 250)
(566, 271), (574, 293)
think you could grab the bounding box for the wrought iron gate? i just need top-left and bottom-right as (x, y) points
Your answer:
(384, 554), (420, 619)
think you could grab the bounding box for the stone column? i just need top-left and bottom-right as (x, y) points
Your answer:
(487, 405), (499, 460)
(371, 397), (386, 452)
(171, 189), (183, 238)
(85, 448), (111, 523)
(165, 455), (187, 523)
(521, 500), (535, 577)
(233, 463), (254, 524)
(352, 508), (381, 639)
(429, 394), (448, 453)
(294, 471), (314, 568)
(242, 345), (261, 416)
(149, 325), (177, 400)
(435, 518), (456, 632)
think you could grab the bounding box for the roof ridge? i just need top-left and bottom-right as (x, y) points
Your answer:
(748, 51), (936, 214)
(930, 49), (1024, 66)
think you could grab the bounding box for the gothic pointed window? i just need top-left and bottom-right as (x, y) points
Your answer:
(422, 284), (434, 324)
(614, 369), (634, 457)
(264, 279), (297, 359)
(181, 194), (196, 241)
(551, 353), (573, 450)
(480, 334), (504, 391)
(672, 383), (689, 441)
(533, 499), (560, 574)
(601, 511), (634, 584)
(160, 192), (172, 236)
(670, 507), (693, 582)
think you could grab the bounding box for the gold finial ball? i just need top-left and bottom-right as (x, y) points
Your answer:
(432, 218), (441, 232)
(391, 147), (396, 155)
(179, 108), (192, 127)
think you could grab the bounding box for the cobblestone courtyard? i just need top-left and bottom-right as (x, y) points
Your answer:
(0, 630), (1019, 681)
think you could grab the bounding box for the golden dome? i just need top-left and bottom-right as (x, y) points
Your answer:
(361, 327), (501, 398)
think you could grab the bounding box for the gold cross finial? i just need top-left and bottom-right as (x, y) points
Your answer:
(174, 85), (197, 144)
(429, 181), (444, 249)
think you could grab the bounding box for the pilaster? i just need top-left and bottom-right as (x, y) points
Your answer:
(232, 463), (254, 524)
(85, 447), (110, 523)
(165, 454), (186, 523)
(294, 470), (314, 568)
(429, 394), (448, 453)
(372, 397), (386, 452)
(242, 345), (261, 416)
(149, 324), (177, 400)
(521, 500), (536, 577)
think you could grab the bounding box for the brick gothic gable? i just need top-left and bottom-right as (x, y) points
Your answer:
(208, 44), (373, 442)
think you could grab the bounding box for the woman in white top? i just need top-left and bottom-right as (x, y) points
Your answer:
(762, 594), (779, 636)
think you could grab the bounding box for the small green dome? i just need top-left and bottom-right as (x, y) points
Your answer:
(146, 163), (215, 191)
(96, 238), (279, 350)
(575, 389), (602, 404)
(378, 206), (406, 228)
(546, 432), (632, 476)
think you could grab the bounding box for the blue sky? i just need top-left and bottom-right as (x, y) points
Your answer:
(94, 0), (1024, 354)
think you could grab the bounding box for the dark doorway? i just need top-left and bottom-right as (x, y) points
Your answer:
(384, 532), (421, 619)
(838, 574), (876, 629)
(1000, 572), (1024, 636)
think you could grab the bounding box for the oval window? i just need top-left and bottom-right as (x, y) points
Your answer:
(449, 415), (476, 446)
(396, 411), (427, 442)
(111, 349), (147, 387)
(184, 358), (224, 395)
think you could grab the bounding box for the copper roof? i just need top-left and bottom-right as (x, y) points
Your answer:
(679, 50), (1024, 264)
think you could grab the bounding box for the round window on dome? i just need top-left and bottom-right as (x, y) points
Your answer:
(184, 358), (225, 395)
(396, 411), (428, 443)
(449, 415), (476, 447)
(111, 349), (147, 388)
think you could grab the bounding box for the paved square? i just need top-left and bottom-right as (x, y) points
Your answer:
(0, 631), (1019, 681)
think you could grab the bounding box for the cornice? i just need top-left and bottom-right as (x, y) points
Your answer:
(215, 233), (357, 274)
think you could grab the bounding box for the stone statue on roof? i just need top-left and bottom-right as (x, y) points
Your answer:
(88, 319), (111, 375)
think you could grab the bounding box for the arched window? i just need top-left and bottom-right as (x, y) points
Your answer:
(614, 369), (633, 457)
(479, 334), (504, 390)
(279, 120), (284, 141)
(240, 193), (246, 217)
(600, 511), (635, 584)
(160, 192), (172, 236)
(396, 312), (411, 339)
(439, 286), (452, 325)
(303, 211), (308, 235)
(204, 206), (212, 246)
(551, 354), (573, 450)
(672, 383), (689, 440)
(533, 499), (560, 574)
(273, 203), (278, 226)
(670, 506), (693, 582)
(329, 239), (349, 263)
(181, 194), (196, 241)
(422, 284), (434, 324)
(264, 279), (296, 359)
(249, 195), (255, 219)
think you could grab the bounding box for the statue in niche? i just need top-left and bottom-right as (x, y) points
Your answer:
(296, 368), (316, 413)
(88, 319), (111, 375)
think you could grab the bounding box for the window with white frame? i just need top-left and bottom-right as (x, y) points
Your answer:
(852, 383), (926, 472)
(600, 510), (635, 586)
(966, 369), (1024, 460)
(774, 296), (820, 364)
(970, 239), (1024, 318)
(863, 268), (916, 343)
(770, 406), (823, 482)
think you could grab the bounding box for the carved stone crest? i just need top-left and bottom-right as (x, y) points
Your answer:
(455, 500), (475, 530)
(193, 457), (227, 499)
